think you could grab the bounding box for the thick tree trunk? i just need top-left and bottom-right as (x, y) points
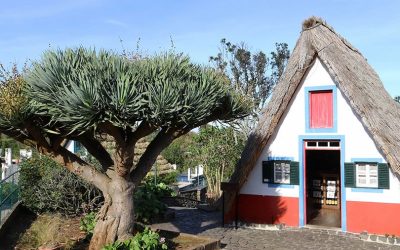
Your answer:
(89, 177), (136, 250)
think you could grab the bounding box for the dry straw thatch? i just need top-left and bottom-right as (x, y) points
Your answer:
(225, 16), (400, 209)
(134, 138), (175, 176)
(99, 136), (175, 176)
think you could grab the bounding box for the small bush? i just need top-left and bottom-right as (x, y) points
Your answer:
(144, 171), (178, 185)
(134, 183), (174, 224)
(102, 227), (167, 250)
(0, 181), (18, 204)
(19, 155), (103, 216)
(80, 212), (97, 236)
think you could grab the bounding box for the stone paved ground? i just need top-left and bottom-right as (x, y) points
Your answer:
(152, 207), (400, 250)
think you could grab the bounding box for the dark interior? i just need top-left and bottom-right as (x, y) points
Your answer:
(306, 149), (341, 228)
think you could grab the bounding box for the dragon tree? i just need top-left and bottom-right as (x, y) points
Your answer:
(0, 49), (251, 249)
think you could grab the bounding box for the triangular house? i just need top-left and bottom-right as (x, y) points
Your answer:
(224, 17), (400, 236)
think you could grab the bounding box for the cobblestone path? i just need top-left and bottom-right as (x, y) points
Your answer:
(152, 207), (400, 250)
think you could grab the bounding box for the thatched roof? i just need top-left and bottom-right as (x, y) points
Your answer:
(135, 138), (175, 176)
(99, 136), (175, 176)
(225, 16), (400, 208)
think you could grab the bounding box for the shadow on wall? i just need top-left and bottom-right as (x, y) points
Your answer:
(224, 194), (294, 226)
(239, 194), (288, 224)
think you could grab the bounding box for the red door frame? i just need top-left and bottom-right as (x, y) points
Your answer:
(303, 140), (341, 227)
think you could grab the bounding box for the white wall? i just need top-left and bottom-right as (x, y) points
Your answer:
(66, 140), (75, 153)
(241, 58), (400, 203)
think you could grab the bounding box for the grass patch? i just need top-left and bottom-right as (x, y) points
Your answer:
(15, 214), (85, 250)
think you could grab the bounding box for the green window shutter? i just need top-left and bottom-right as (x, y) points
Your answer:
(290, 161), (299, 185)
(378, 163), (390, 189)
(262, 161), (274, 183)
(344, 162), (355, 187)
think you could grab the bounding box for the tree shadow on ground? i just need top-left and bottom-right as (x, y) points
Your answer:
(0, 205), (37, 250)
(152, 206), (222, 235)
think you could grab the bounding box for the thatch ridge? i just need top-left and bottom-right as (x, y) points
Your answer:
(225, 16), (400, 210)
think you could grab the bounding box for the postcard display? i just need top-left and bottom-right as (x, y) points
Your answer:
(311, 175), (340, 209)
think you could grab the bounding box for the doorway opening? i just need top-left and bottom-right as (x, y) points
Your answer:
(305, 141), (341, 228)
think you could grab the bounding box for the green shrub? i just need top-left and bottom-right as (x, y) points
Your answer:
(134, 183), (174, 224)
(0, 181), (18, 202)
(144, 171), (178, 185)
(19, 155), (102, 216)
(102, 227), (167, 250)
(80, 212), (97, 236)
(148, 183), (175, 198)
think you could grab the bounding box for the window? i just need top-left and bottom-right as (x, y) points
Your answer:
(309, 90), (333, 128)
(345, 161), (390, 189)
(305, 86), (337, 133)
(356, 163), (378, 188)
(305, 140), (340, 149)
(274, 162), (291, 184)
(262, 160), (299, 185)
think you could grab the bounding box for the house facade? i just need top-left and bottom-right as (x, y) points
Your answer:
(225, 17), (400, 236)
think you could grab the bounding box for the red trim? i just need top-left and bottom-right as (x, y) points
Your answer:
(303, 141), (307, 223)
(347, 201), (400, 236)
(303, 146), (341, 225)
(305, 148), (340, 151)
(236, 194), (299, 226)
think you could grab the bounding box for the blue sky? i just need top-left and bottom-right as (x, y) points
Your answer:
(1, 0), (399, 96)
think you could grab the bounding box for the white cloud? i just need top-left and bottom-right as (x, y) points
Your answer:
(104, 19), (128, 28)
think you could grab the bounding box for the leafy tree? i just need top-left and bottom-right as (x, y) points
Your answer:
(0, 63), (31, 158)
(395, 96), (400, 103)
(210, 40), (290, 136)
(189, 126), (245, 202)
(0, 134), (25, 158)
(161, 132), (194, 171)
(0, 49), (250, 249)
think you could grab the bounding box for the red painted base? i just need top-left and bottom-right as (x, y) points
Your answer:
(227, 194), (300, 226)
(347, 201), (400, 236)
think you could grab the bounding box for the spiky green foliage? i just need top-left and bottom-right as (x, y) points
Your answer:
(25, 48), (250, 134)
(0, 48), (251, 246)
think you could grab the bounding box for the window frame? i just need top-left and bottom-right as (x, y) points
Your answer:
(355, 162), (378, 188)
(304, 85), (337, 133)
(273, 161), (291, 184)
(262, 159), (297, 185)
(346, 159), (390, 190)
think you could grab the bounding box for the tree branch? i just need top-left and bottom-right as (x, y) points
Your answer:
(98, 121), (124, 144)
(130, 127), (190, 183)
(77, 132), (114, 171)
(130, 121), (156, 142)
(43, 146), (111, 193)
(49, 134), (65, 151)
(12, 122), (112, 193)
(0, 129), (36, 147)
(105, 121), (155, 178)
(24, 121), (51, 148)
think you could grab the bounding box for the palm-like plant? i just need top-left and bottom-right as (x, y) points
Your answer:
(0, 48), (251, 249)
